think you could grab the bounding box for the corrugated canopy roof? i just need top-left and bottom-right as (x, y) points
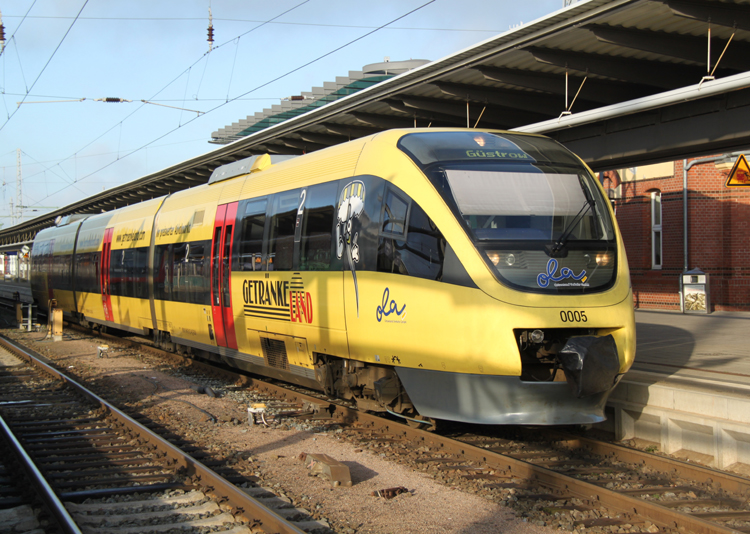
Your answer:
(4, 0), (750, 245)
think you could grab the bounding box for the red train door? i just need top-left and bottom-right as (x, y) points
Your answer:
(210, 203), (238, 349)
(100, 228), (114, 322)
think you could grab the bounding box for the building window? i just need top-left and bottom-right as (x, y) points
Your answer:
(650, 191), (662, 269)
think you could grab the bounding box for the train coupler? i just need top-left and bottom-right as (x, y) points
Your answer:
(557, 334), (620, 398)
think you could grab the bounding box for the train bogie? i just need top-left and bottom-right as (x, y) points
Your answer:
(31, 128), (636, 426)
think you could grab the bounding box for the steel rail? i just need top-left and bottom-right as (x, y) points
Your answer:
(553, 432), (750, 496)
(0, 413), (83, 534)
(0, 334), (307, 534)
(243, 382), (740, 534)
(36, 327), (750, 533)
(150, 350), (742, 534)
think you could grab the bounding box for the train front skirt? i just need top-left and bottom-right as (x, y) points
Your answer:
(396, 339), (622, 426)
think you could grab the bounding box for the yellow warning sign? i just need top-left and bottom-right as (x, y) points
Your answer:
(726, 154), (750, 187)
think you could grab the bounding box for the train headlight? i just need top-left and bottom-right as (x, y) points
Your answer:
(530, 330), (544, 343)
(486, 251), (520, 268)
(584, 252), (614, 267)
(595, 252), (613, 266)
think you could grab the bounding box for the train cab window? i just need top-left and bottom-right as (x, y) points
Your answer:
(378, 193), (445, 281)
(299, 182), (338, 271)
(381, 189), (409, 238)
(398, 131), (618, 293)
(267, 190), (301, 271)
(237, 199), (267, 271)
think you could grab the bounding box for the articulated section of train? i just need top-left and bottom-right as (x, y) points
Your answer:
(30, 129), (635, 426)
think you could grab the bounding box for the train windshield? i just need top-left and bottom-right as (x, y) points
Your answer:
(398, 131), (617, 293)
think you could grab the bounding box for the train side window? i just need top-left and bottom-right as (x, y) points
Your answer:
(299, 182), (337, 271)
(65, 255), (74, 291)
(153, 244), (171, 301)
(133, 248), (149, 299)
(111, 249), (127, 297)
(188, 243), (210, 304)
(75, 252), (98, 294)
(172, 243), (186, 302)
(237, 199), (267, 271)
(378, 200), (445, 281)
(267, 190), (300, 271)
(381, 188), (410, 239)
(55, 254), (74, 291)
(172, 241), (211, 304)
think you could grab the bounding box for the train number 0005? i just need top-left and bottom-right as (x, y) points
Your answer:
(560, 310), (587, 323)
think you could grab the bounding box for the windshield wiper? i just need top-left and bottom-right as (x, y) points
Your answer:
(547, 193), (595, 257)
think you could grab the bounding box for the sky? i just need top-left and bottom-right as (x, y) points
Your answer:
(0, 0), (565, 228)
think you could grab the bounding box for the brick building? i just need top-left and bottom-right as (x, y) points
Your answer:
(604, 154), (750, 312)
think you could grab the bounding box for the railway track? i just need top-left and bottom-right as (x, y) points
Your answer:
(0, 337), (324, 534)
(0, 412), (50, 532)
(7, 326), (750, 533)
(137, 342), (750, 533)
(234, 386), (750, 533)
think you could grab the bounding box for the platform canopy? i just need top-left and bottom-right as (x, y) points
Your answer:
(3, 0), (750, 244)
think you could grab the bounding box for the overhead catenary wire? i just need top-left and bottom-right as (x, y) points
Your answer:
(0, 0), (37, 59)
(2, 136), (211, 180)
(1, 13), (502, 33)
(12, 36), (28, 93)
(16, 149), (89, 202)
(3, 92), (278, 102)
(14, 0), (312, 203)
(28, 0), (438, 208)
(14, 97), (200, 114)
(0, 0), (89, 132)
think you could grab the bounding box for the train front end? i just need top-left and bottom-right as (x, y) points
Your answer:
(378, 130), (635, 425)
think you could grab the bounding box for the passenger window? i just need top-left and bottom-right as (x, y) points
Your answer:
(299, 182), (337, 271)
(153, 244), (171, 301)
(237, 199), (267, 271)
(173, 242), (210, 304)
(111, 249), (127, 297)
(267, 190), (301, 271)
(75, 251), (99, 295)
(133, 248), (149, 299)
(381, 188), (409, 237)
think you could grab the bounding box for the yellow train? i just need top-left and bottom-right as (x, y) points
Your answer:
(31, 129), (635, 426)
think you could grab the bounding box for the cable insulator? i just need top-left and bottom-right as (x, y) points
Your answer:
(207, 26), (214, 43)
(105, 97), (123, 103)
(0, 24), (5, 41)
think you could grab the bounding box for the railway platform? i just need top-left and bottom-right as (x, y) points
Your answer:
(601, 309), (750, 473)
